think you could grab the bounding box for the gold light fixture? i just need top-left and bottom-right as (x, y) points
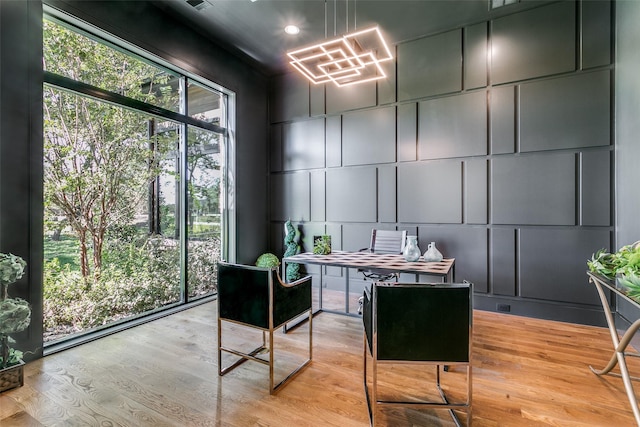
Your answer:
(287, 26), (393, 87)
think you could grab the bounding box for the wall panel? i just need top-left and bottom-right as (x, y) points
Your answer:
(378, 165), (397, 223)
(283, 118), (325, 171)
(519, 228), (609, 305)
(271, 172), (310, 222)
(582, 0), (612, 69)
(398, 161), (462, 224)
(342, 106), (396, 166)
(397, 103), (417, 162)
(326, 168), (377, 222)
(491, 1), (575, 84)
(326, 80), (376, 114)
(491, 228), (516, 296)
(397, 29), (462, 101)
(311, 170), (326, 222)
(310, 83), (325, 117)
(326, 115), (342, 168)
(581, 150), (611, 226)
(378, 60), (397, 105)
(464, 22), (487, 89)
(490, 86), (515, 154)
(491, 153), (575, 225)
(519, 71), (610, 152)
(418, 91), (487, 160)
(465, 159), (487, 224)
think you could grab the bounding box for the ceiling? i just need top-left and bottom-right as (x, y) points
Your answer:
(152, 0), (541, 77)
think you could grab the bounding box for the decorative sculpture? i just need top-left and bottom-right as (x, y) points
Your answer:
(284, 220), (301, 282)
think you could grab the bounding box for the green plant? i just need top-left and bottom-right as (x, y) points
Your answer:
(255, 253), (280, 268)
(588, 241), (640, 301)
(588, 241), (640, 279)
(0, 253), (30, 369)
(618, 272), (640, 301)
(43, 233), (221, 342)
(283, 219), (301, 281)
(313, 235), (332, 255)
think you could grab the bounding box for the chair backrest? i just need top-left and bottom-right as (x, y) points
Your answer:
(218, 262), (272, 329)
(370, 229), (407, 254)
(218, 262), (312, 330)
(363, 282), (472, 362)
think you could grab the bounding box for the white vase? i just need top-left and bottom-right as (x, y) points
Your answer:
(403, 236), (421, 262)
(423, 241), (443, 262)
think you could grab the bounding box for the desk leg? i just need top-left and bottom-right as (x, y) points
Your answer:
(590, 279), (640, 426)
(345, 267), (350, 314)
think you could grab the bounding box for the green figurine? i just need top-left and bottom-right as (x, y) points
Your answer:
(283, 219), (301, 281)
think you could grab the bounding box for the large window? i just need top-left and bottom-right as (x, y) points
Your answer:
(42, 15), (233, 345)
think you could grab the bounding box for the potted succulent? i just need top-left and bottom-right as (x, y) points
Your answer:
(313, 235), (332, 255)
(0, 252), (30, 392)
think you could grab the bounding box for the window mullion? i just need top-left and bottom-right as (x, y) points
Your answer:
(44, 71), (227, 135)
(179, 77), (189, 303)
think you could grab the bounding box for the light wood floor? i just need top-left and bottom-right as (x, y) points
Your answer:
(2, 299), (640, 426)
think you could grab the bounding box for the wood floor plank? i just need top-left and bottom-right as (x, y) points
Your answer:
(2, 302), (639, 426)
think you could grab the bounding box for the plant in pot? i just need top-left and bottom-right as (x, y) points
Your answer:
(313, 235), (331, 255)
(0, 252), (30, 392)
(255, 252), (280, 269)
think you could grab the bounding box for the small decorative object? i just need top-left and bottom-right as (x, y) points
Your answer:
(0, 253), (29, 393)
(255, 253), (280, 269)
(423, 241), (443, 262)
(283, 220), (301, 281)
(313, 235), (331, 255)
(403, 236), (421, 262)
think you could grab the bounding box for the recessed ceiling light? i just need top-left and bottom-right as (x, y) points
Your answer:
(284, 25), (300, 35)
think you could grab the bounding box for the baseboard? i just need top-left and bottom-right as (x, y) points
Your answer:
(473, 294), (607, 327)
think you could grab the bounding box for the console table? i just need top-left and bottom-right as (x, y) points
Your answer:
(588, 271), (640, 426)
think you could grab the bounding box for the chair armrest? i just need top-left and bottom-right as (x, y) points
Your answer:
(275, 269), (312, 288)
(273, 270), (312, 328)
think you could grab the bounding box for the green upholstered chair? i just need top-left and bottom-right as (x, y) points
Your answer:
(217, 261), (312, 394)
(362, 282), (473, 426)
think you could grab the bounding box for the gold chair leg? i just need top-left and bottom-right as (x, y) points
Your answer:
(269, 308), (313, 394)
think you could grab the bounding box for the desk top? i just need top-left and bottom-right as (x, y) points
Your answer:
(284, 251), (454, 277)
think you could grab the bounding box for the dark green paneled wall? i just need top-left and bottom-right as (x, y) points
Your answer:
(269, 1), (616, 325)
(0, 0), (44, 363)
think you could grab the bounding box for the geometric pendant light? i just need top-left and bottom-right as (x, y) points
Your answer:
(287, 26), (393, 87)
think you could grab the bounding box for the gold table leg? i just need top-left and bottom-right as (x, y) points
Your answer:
(590, 278), (640, 426)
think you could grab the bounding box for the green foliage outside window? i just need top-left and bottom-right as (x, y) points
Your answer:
(42, 19), (225, 342)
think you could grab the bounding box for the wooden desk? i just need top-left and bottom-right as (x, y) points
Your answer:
(588, 271), (640, 426)
(283, 251), (455, 316)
